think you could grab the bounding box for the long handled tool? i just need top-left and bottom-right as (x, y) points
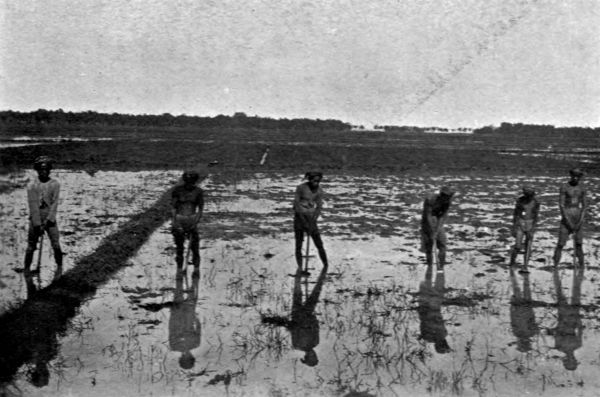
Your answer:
(523, 233), (533, 268)
(432, 239), (438, 269)
(304, 233), (311, 274)
(185, 238), (192, 266)
(35, 233), (44, 273)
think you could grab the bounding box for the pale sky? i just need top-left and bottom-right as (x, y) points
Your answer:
(1, 0), (599, 128)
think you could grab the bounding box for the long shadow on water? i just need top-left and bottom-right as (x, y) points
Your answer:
(0, 188), (172, 383)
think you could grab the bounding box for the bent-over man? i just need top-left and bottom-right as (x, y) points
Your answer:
(294, 171), (328, 272)
(421, 186), (455, 270)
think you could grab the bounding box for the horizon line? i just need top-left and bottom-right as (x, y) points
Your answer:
(1, 107), (599, 131)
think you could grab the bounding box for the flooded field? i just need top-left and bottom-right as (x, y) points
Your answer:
(1, 171), (600, 397)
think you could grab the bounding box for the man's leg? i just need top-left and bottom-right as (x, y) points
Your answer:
(523, 231), (533, 268)
(553, 222), (569, 266)
(294, 228), (304, 268)
(46, 224), (63, 268)
(173, 228), (185, 268)
(574, 228), (584, 267)
(24, 223), (39, 271)
(436, 229), (447, 269)
(421, 228), (434, 266)
(510, 228), (524, 266)
(310, 232), (328, 267)
(190, 230), (200, 269)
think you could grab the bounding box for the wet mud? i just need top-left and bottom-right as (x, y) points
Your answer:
(1, 171), (599, 397)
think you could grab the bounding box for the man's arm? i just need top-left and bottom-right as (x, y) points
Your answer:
(436, 211), (449, 234)
(313, 188), (323, 220)
(423, 198), (436, 237)
(194, 189), (204, 224)
(171, 189), (179, 221)
(558, 185), (572, 229)
(293, 185), (303, 213)
(512, 201), (521, 236)
(27, 184), (42, 227)
(575, 188), (587, 230)
(46, 181), (60, 224)
(532, 201), (540, 229)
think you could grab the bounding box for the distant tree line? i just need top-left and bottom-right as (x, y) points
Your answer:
(474, 122), (600, 137)
(0, 109), (351, 131)
(375, 125), (425, 133)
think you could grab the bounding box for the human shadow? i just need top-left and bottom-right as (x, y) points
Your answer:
(168, 267), (201, 370)
(549, 266), (584, 371)
(0, 188), (172, 383)
(21, 271), (60, 388)
(417, 265), (451, 354)
(509, 267), (539, 352)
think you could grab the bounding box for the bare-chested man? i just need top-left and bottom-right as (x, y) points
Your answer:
(294, 171), (328, 272)
(421, 186), (455, 270)
(171, 170), (204, 272)
(24, 156), (63, 273)
(510, 186), (540, 269)
(553, 168), (587, 267)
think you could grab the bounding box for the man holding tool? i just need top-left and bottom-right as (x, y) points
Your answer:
(171, 170), (205, 274)
(553, 168), (587, 267)
(510, 186), (540, 271)
(293, 171), (329, 275)
(24, 156), (63, 273)
(421, 186), (455, 270)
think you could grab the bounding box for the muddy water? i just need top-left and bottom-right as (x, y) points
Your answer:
(2, 172), (600, 397)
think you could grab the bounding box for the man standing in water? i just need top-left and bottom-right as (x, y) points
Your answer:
(421, 186), (455, 270)
(294, 171), (329, 273)
(171, 170), (204, 273)
(553, 168), (587, 267)
(510, 186), (540, 270)
(24, 156), (63, 272)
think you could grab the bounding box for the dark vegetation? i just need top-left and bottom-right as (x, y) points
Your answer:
(0, 109), (350, 134)
(1, 110), (598, 176)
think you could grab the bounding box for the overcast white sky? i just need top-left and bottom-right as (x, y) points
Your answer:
(1, 0), (599, 128)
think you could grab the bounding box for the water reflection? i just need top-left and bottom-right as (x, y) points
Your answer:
(550, 266), (584, 371)
(289, 265), (328, 366)
(417, 265), (450, 354)
(168, 268), (201, 369)
(23, 271), (60, 388)
(509, 267), (538, 352)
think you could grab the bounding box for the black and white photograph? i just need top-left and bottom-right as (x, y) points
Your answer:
(0, 1), (599, 396)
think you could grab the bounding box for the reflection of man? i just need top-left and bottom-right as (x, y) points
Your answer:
(509, 267), (538, 352)
(550, 267), (584, 371)
(171, 170), (204, 272)
(288, 265), (328, 366)
(24, 156), (63, 272)
(421, 186), (455, 270)
(418, 265), (450, 354)
(510, 186), (540, 270)
(24, 271), (59, 388)
(168, 268), (201, 369)
(553, 168), (587, 267)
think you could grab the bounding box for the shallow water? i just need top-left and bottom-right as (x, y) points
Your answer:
(1, 172), (600, 397)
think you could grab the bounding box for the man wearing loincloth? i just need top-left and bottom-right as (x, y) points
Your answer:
(421, 186), (455, 270)
(510, 186), (540, 269)
(24, 156), (63, 272)
(293, 171), (329, 271)
(553, 168), (587, 267)
(171, 170), (204, 271)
